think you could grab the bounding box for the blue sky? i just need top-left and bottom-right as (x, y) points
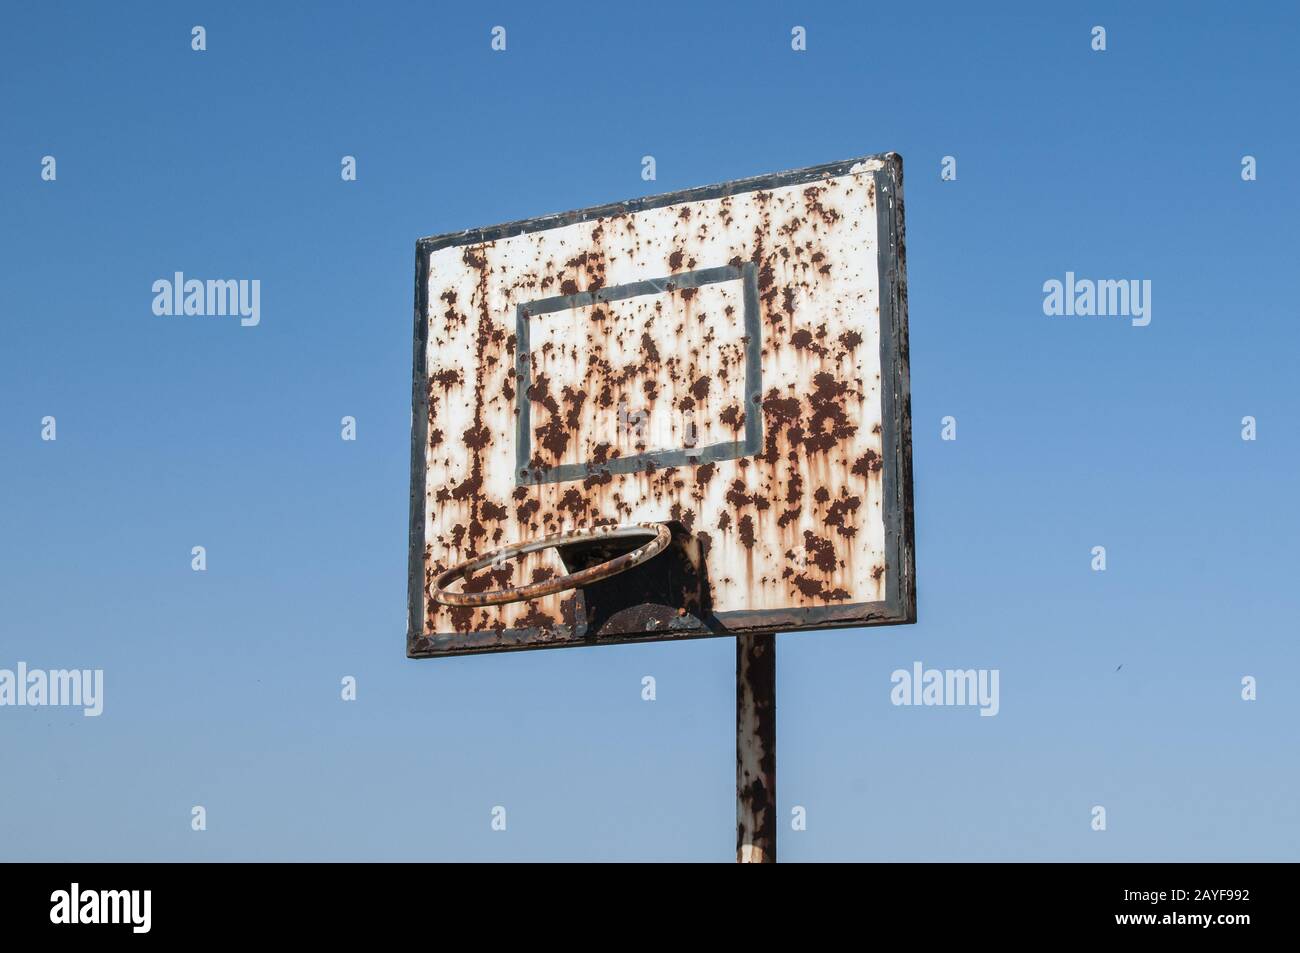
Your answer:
(2, 1), (1297, 860)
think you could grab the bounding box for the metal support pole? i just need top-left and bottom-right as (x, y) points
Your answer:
(736, 632), (776, 863)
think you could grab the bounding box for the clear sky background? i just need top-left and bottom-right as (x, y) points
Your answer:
(2, 1), (1297, 861)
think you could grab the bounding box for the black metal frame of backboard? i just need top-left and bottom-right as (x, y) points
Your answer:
(408, 152), (914, 658)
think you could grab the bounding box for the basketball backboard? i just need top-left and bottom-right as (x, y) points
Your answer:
(409, 152), (914, 657)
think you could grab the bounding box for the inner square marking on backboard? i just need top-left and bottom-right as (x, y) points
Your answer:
(514, 262), (763, 486)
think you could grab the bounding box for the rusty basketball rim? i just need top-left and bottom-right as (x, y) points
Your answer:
(430, 522), (672, 608)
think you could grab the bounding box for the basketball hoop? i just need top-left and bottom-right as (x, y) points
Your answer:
(430, 522), (671, 607)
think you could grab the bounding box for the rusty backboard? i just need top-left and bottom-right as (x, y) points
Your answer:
(409, 153), (914, 658)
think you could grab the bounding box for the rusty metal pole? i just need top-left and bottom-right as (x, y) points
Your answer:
(736, 632), (776, 863)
